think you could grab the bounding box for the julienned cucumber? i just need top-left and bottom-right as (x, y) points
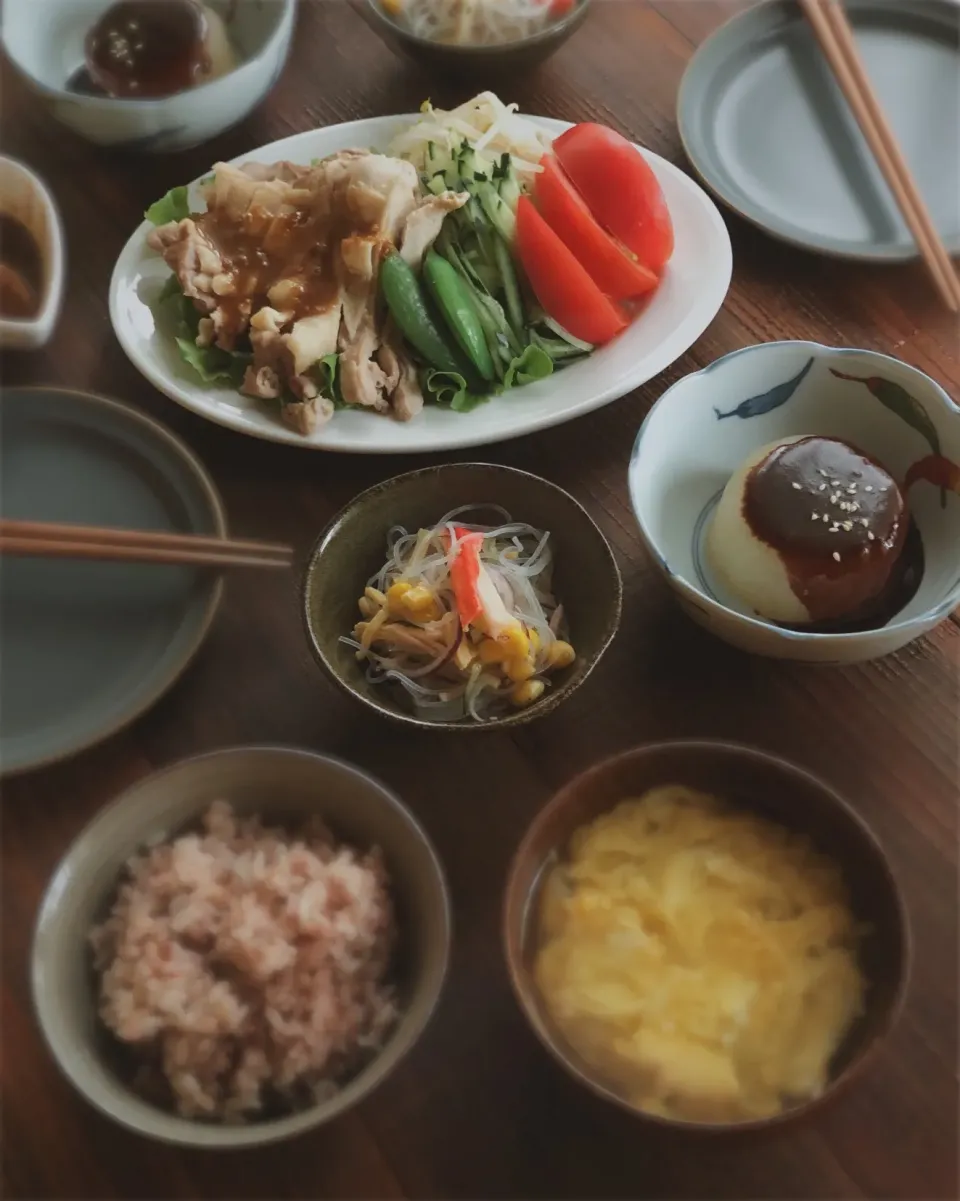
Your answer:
(379, 252), (465, 376)
(423, 250), (496, 382)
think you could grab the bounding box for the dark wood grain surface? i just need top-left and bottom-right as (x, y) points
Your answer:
(2, 2), (958, 1198)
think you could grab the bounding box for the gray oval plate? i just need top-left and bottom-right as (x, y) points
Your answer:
(0, 388), (225, 775)
(678, 0), (960, 261)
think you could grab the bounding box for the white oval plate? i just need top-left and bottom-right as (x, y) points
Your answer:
(109, 114), (732, 454)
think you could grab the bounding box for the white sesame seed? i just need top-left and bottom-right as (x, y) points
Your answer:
(817, 468), (828, 477)
(818, 483), (827, 491)
(867, 531), (875, 541)
(832, 551), (841, 562)
(811, 512), (819, 520)
(822, 514), (830, 522)
(830, 492), (840, 503)
(859, 518), (869, 526)
(830, 480), (841, 487)
(847, 485), (857, 494)
(864, 485), (874, 492)
(843, 521), (853, 531)
(829, 524), (839, 532)
(791, 481), (802, 490)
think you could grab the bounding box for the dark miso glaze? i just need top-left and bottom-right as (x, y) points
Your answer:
(743, 436), (922, 632)
(81, 0), (210, 99)
(0, 215), (43, 320)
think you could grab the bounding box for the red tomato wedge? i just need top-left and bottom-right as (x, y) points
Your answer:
(515, 196), (627, 346)
(534, 155), (658, 300)
(553, 123), (674, 272)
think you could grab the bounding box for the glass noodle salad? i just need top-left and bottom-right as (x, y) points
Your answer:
(381, 0), (576, 47)
(343, 506), (575, 722)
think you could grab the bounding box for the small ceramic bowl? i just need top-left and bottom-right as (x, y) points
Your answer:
(302, 463), (622, 731)
(32, 746), (451, 1148)
(1, 0), (296, 152)
(628, 341), (960, 663)
(355, 0), (590, 76)
(0, 156), (64, 349)
(504, 740), (911, 1133)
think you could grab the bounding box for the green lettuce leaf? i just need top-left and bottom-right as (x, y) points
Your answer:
(504, 344), (553, 389)
(145, 185), (190, 226)
(156, 273), (183, 305)
(154, 281), (251, 387)
(314, 353), (346, 407)
(422, 368), (490, 412)
(173, 335), (250, 388)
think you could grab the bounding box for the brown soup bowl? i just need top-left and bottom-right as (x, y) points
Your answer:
(503, 740), (911, 1133)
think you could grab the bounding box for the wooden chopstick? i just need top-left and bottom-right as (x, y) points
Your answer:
(799, 0), (960, 312)
(0, 520), (294, 570)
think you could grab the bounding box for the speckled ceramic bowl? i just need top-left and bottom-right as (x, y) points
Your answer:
(32, 746), (451, 1148)
(628, 341), (960, 664)
(302, 463), (622, 730)
(356, 0), (591, 76)
(504, 741), (911, 1133)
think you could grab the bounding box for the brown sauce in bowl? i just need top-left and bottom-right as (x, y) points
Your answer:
(0, 215), (43, 321)
(81, 0), (211, 99)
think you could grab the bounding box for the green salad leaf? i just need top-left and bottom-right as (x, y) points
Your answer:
(145, 186), (191, 226)
(315, 353), (345, 407)
(504, 344), (553, 389)
(154, 279), (250, 387)
(422, 368), (490, 412)
(156, 273), (183, 305)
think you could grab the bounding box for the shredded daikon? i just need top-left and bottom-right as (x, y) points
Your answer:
(388, 91), (552, 189)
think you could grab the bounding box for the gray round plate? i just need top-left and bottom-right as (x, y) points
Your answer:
(678, 0), (960, 261)
(0, 388), (225, 775)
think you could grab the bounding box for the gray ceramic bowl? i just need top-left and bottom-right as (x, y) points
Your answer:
(32, 746), (451, 1148)
(302, 463), (622, 731)
(504, 741), (911, 1133)
(355, 0), (590, 76)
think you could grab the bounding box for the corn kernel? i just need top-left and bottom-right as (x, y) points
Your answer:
(504, 657), (535, 683)
(382, 0), (402, 13)
(386, 581), (412, 610)
(546, 640), (576, 670)
(399, 585), (441, 621)
(497, 624), (528, 659)
(477, 639), (506, 664)
(510, 678), (545, 707)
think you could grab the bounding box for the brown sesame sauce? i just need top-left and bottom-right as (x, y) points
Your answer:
(743, 436), (922, 629)
(0, 215), (44, 320)
(194, 193), (370, 347)
(83, 0), (210, 99)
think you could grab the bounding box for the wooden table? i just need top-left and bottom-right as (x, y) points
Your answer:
(2, 2), (957, 1197)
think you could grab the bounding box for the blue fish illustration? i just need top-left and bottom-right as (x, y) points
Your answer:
(713, 357), (815, 420)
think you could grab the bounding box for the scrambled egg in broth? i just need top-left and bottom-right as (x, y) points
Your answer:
(535, 786), (866, 1123)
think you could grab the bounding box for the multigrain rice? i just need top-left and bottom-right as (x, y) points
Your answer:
(90, 801), (397, 1121)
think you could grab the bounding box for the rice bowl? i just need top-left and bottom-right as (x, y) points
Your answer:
(32, 747), (451, 1148)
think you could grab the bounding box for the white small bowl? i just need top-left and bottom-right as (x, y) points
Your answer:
(628, 341), (960, 664)
(0, 156), (64, 349)
(1, 0), (296, 152)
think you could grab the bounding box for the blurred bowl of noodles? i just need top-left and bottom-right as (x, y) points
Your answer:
(356, 0), (591, 77)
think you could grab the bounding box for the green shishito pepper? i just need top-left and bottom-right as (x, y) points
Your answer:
(379, 251), (465, 376)
(423, 250), (496, 382)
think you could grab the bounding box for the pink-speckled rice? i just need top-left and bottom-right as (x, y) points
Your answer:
(90, 801), (397, 1122)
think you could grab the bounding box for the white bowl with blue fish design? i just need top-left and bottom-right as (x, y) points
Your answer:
(628, 341), (960, 664)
